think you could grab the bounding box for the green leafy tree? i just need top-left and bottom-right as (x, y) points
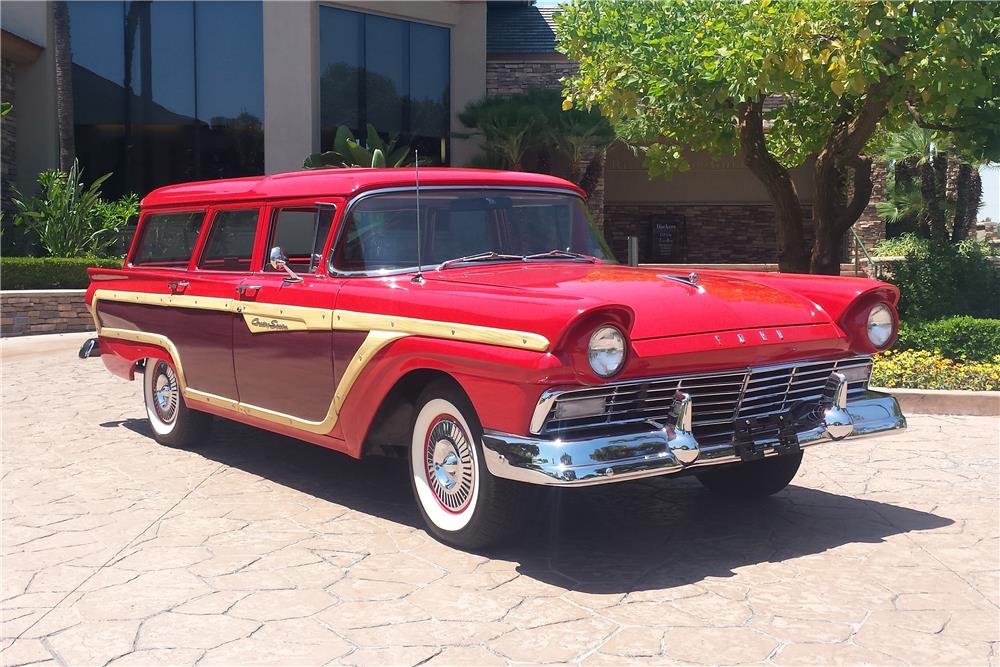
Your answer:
(304, 124), (415, 169)
(557, 0), (1000, 273)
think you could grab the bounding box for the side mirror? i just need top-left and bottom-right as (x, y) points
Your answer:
(269, 246), (288, 271)
(269, 246), (302, 283)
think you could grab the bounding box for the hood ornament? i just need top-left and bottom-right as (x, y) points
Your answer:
(657, 272), (704, 291)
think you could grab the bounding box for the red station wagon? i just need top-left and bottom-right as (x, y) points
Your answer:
(81, 168), (907, 548)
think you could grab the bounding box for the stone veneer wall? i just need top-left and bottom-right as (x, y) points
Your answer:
(486, 59), (577, 96)
(850, 162), (888, 255)
(1, 290), (94, 337)
(603, 203), (816, 264)
(1, 58), (16, 221)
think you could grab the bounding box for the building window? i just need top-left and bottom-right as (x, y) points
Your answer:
(68, 1), (264, 199)
(320, 6), (450, 165)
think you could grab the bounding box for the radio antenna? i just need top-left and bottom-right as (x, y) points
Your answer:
(412, 150), (424, 284)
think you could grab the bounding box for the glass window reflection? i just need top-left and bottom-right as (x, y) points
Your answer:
(68, 1), (264, 199)
(320, 6), (450, 165)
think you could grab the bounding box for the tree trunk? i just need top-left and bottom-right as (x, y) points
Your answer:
(578, 150), (604, 198)
(738, 100), (809, 273)
(52, 1), (75, 171)
(921, 154), (948, 241)
(810, 75), (894, 274)
(951, 163), (981, 242)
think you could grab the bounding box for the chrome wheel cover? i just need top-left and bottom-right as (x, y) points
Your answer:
(151, 361), (179, 424)
(424, 416), (475, 513)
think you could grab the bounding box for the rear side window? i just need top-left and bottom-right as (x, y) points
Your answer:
(132, 212), (205, 268)
(198, 209), (260, 272)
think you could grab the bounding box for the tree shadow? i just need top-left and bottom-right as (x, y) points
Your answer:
(103, 416), (954, 594)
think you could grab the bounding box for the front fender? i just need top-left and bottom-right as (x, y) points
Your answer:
(335, 336), (561, 457)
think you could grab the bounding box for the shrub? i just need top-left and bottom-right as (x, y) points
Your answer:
(12, 160), (139, 258)
(871, 349), (1000, 391)
(874, 233), (1000, 321)
(1, 257), (122, 290)
(896, 317), (1000, 362)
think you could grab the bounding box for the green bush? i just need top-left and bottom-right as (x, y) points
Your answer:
(12, 160), (138, 258)
(874, 233), (1000, 321)
(896, 317), (1000, 362)
(1, 257), (122, 290)
(872, 349), (1000, 391)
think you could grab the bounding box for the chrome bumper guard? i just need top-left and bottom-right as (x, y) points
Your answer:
(482, 372), (906, 487)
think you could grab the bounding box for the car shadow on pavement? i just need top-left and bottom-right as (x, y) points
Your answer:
(104, 416), (954, 595)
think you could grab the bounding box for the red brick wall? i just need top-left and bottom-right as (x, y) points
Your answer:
(1, 290), (94, 336)
(603, 203), (816, 264)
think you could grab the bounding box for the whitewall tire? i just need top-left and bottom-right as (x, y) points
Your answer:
(408, 381), (532, 549)
(142, 358), (212, 448)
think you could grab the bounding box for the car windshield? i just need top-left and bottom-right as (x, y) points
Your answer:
(331, 189), (615, 274)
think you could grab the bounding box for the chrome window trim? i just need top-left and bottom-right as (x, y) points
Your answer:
(528, 354), (873, 435)
(326, 185), (608, 278)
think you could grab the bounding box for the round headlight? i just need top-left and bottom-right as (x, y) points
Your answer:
(867, 303), (894, 348)
(589, 326), (626, 377)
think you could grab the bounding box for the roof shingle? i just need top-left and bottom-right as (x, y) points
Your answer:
(487, 5), (560, 54)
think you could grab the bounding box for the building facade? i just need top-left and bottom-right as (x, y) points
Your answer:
(1, 0), (485, 203)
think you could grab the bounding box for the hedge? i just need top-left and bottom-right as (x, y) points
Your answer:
(1, 257), (123, 290)
(874, 234), (1000, 321)
(872, 349), (1000, 391)
(896, 317), (1000, 362)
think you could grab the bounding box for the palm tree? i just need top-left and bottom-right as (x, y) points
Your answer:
(459, 96), (546, 171)
(52, 1), (75, 171)
(877, 124), (983, 242)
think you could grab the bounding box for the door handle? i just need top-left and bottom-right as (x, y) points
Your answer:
(236, 284), (262, 299)
(167, 280), (189, 295)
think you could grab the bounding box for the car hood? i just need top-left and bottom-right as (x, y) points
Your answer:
(428, 263), (827, 339)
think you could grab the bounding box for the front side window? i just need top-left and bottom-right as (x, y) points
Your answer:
(198, 209), (259, 271)
(131, 211), (205, 267)
(266, 207), (335, 274)
(332, 190), (614, 274)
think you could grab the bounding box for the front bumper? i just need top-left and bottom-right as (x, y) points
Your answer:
(482, 389), (906, 487)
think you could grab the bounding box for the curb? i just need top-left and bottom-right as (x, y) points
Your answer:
(871, 386), (1000, 417)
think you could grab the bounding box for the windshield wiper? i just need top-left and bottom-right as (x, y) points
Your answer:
(524, 250), (598, 263)
(438, 251), (524, 270)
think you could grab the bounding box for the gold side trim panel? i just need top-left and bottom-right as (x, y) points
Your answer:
(92, 288), (550, 436)
(92, 289), (548, 351)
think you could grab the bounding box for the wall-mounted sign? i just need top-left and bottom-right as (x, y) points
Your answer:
(647, 215), (687, 263)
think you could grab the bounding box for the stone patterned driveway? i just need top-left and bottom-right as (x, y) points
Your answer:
(2, 333), (998, 666)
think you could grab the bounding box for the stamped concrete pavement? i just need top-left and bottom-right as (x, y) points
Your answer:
(2, 333), (998, 666)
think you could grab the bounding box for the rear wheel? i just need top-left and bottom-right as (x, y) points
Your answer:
(142, 358), (212, 448)
(408, 381), (530, 549)
(696, 451), (803, 498)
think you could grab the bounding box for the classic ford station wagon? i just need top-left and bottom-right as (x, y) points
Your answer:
(81, 168), (906, 547)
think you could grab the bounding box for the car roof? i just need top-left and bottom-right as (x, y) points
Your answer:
(141, 168), (585, 208)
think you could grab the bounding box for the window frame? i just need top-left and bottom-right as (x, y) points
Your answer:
(192, 206), (264, 274)
(328, 186), (598, 278)
(256, 198), (345, 277)
(126, 207), (208, 271)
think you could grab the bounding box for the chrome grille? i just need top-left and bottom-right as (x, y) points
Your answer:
(540, 356), (872, 447)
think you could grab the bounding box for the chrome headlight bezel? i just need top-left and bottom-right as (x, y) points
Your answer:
(866, 303), (894, 349)
(588, 325), (626, 378)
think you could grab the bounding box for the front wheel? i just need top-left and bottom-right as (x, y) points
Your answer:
(409, 382), (530, 550)
(142, 358), (212, 448)
(696, 451), (803, 499)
